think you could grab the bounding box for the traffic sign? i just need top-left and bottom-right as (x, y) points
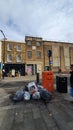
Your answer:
(50, 60), (53, 64)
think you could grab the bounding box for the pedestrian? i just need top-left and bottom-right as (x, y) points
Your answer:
(2, 69), (5, 79)
(70, 64), (73, 96)
(58, 67), (61, 73)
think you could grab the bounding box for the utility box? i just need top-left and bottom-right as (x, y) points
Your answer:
(42, 71), (54, 92)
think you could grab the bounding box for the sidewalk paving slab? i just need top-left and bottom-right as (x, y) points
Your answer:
(0, 74), (73, 130)
(0, 91), (73, 130)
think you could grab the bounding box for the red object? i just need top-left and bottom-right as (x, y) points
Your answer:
(42, 71), (54, 92)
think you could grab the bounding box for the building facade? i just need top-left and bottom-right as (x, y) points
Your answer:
(43, 41), (73, 72)
(25, 36), (73, 75)
(25, 36), (43, 75)
(0, 36), (73, 77)
(0, 40), (26, 77)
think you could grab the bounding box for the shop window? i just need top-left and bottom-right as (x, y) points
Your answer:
(7, 54), (12, 62)
(17, 54), (21, 62)
(17, 45), (21, 51)
(27, 65), (32, 75)
(36, 51), (41, 58)
(27, 51), (32, 58)
(7, 44), (12, 51)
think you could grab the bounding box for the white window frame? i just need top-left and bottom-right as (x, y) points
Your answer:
(17, 54), (21, 62)
(7, 54), (12, 62)
(7, 44), (12, 51)
(17, 45), (21, 51)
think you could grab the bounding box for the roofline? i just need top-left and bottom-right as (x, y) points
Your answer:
(0, 39), (25, 44)
(0, 36), (73, 44)
(43, 40), (73, 44)
(25, 35), (42, 39)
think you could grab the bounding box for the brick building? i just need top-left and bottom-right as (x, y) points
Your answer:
(0, 40), (26, 77)
(25, 36), (43, 75)
(25, 36), (73, 75)
(0, 36), (73, 77)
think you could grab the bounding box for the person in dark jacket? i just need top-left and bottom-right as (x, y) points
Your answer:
(2, 69), (5, 79)
(70, 65), (73, 96)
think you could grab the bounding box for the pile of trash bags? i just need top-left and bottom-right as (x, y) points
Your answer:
(10, 82), (52, 103)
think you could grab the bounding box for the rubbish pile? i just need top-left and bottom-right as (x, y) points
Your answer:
(10, 82), (52, 103)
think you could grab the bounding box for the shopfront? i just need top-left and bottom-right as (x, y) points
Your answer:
(26, 63), (43, 75)
(4, 63), (25, 77)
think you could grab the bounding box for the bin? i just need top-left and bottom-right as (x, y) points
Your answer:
(56, 76), (67, 93)
(42, 71), (54, 92)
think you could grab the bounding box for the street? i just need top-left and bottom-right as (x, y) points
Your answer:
(0, 75), (73, 130)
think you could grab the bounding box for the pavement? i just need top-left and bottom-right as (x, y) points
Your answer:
(0, 90), (73, 130)
(0, 73), (70, 86)
(0, 74), (73, 130)
(0, 75), (37, 82)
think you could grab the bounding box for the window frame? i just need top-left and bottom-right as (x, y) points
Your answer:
(27, 51), (32, 58)
(7, 44), (12, 51)
(36, 41), (41, 47)
(17, 45), (21, 51)
(17, 54), (21, 62)
(36, 51), (41, 58)
(7, 54), (12, 62)
(27, 41), (32, 46)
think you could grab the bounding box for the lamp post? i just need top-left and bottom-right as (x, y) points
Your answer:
(0, 29), (6, 78)
(60, 46), (61, 72)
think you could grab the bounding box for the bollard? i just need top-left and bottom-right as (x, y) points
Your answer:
(36, 73), (39, 83)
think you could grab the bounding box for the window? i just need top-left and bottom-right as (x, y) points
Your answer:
(27, 51), (32, 58)
(17, 54), (21, 62)
(36, 41), (40, 46)
(36, 51), (41, 58)
(7, 54), (12, 62)
(17, 45), (21, 51)
(27, 41), (32, 46)
(7, 44), (12, 51)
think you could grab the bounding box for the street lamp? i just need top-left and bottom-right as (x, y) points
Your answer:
(0, 29), (6, 39)
(0, 29), (6, 78)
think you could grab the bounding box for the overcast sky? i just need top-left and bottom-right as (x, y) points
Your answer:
(0, 0), (73, 43)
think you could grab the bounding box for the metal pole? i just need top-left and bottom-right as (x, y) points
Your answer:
(0, 29), (6, 78)
(36, 73), (39, 84)
(0, 30), (6, 39)
(48, 50), (52, 71)
(60, 46), (61, 70)
(49, 56), (51, 70)
(43, 42), (45, 71)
